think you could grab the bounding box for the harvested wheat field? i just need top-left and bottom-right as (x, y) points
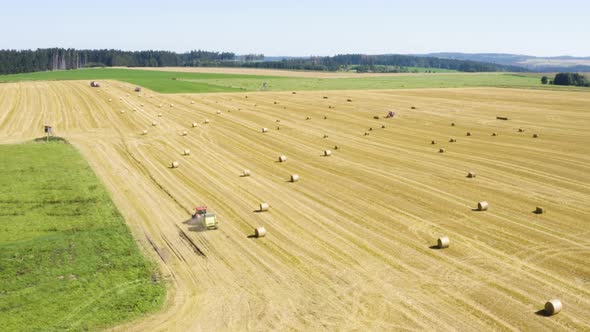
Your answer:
(1, 81), (589, 331)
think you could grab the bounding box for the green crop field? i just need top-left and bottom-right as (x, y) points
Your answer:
(0, 67), (565, 94)
(0, 139), (165, 332)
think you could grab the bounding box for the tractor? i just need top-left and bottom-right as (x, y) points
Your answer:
(192, 206), (218, 230)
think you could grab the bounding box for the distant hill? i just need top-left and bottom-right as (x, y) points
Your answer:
(422, 53), (590, 72)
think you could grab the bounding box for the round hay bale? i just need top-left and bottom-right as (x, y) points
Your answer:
(191, 101), (195, 104)
(306, 116), (311, 120)
(119, 97), (123, 100)
(242, 169), (251, 177)
(368, 127), (373, 131)
(259, 202), (269, 212)
(334, 145), (339, 150)
(274, 101), (278, 104)
(411, 106), (417, 109)
(466, 132), (472, 136)
(329, 105), (334, 109)
(381, 125), (386, 128)
(324, 116), (328, 119)
(158, 113), (162, 117)
(535, 206), (544, 214)
(276, 119), (281, 123)
(204, 119), (210, 124)
(255, 227), (267, 238)
(451, 122), (455, 126)
(140, 103), (144, 107)
(492, 132), (498, 136)
(120, 110), (125, 114)
(261, 127), (268, 133)
(142, 130), (148, 135)
(324, 150), (332, 156)
(278, 155), (287, 162)
(158, 104), (163, 108)
(364, 132), (370, 136)
(437, 236), (450, 249)
(477, 201), (489, 211)
(290, 174), (300, 182)
(373, 115), (380, 119)
(108, 98), (112, 102)
(181, 130), (188, 136)
(323, 96), (328, 99)
(170, 103), (174, 107)
(171, 161), (179, 168)
(276, 126), (280, 130)
(216, 110), (222, 115)
(292, 91), (296, 94)
(192, 122), (198, 127)
(439, 148), (445, 153)
(431, 140), (437, 144)
(152, 121), (157, 126)
(183, 149), (191, 156)
(323, 134), (329, 138)
(449, 138), (457, 143)
(467, 171), (476, 178)
(347, 99), (352, 102)
(545, 299), (562, 316)
(533, 133), (539, 138)
(518, 128), (524, 132)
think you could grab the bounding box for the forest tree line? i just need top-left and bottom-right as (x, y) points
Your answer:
(0, 48), (529, 75)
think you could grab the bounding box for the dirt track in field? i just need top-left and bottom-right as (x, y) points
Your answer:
(1, 81), (589, 331)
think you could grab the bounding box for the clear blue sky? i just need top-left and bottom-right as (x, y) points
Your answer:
(1, 0), (588, 56)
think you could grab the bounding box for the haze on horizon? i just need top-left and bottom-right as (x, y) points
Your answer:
(1, 0), (588, 57)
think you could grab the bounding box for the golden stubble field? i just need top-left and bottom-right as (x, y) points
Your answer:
(0, 81), (589, 331)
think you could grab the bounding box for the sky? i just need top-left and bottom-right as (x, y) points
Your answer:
(1, 0), (589, 57)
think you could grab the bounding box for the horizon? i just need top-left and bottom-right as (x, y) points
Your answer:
(1, 0), (588, 57)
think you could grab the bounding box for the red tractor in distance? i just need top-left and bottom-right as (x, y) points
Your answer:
(192, 206), (218, 230)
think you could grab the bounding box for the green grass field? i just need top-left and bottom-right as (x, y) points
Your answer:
(0, 140), (165, 331)
(0, 67), (558, 94)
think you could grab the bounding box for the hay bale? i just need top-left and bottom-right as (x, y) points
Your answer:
(274, 101), (278, 104)
(328, 105), (334, 109)
(496, 116), (509, 120)
(278, 155), (287, 162)
(533, 133), (539, 138)
(142, 130), (148, 135)
(535, 207), (545, 214)
(204, 119), (210, 124)
(364, 132), (370, 136)
(431, 140), (437, 144)
(334, 145), (339, 150)
(323, 134), (329, 138)
(381, 125), (386, 128)
(276, 119), (281, 123)
(466, 132), (472, 136)
(451, 122), (455, 126)
(255, 227), (267, 238)
(449, 138), (456, 142)
(324, 116), (328, 119)
(140, 103), (144, 107)
(368, 127), (373, 131)
(276, 126), (280, 130)
(259, 202), (269, 212)
(108, 98), (112, 102)
(324, 150), (332, 156)
(439, 148), (445, 153)
(492, 132), (498, 136)
(290, 174), (300, 182)
(437, 236), (450, 249)
(158, 104), (163, 108)
(192, 122), (198, 127)
(181, 130), (188, 136)
(477, 201), (489, 211)
(519, 128), (524, 132)
(191, 101), (195, 104)
(216, 110), (222, 114)
(170, 103), (174, 107)
(120, 110), (126, 114)
(261, 127), (268, 133)
(306, 116), (311, 120)
(373, 115), (380, 119)
(467, 171), (476, 178)
(152, 121), (157, 126)
(347, 99), (352, 102)
(411, 106), (417, 110)
(158, 113), (162, 117)
(242, 169), (251, 177)
(171, 161), (179, 168)
(183, 149), (191, 156)
(292, 91), (296, 94)
(545, 299), (562, 316)
(323, 96), (328, 99)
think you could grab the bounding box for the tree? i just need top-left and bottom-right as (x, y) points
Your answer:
(541, 76), (548, 84)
